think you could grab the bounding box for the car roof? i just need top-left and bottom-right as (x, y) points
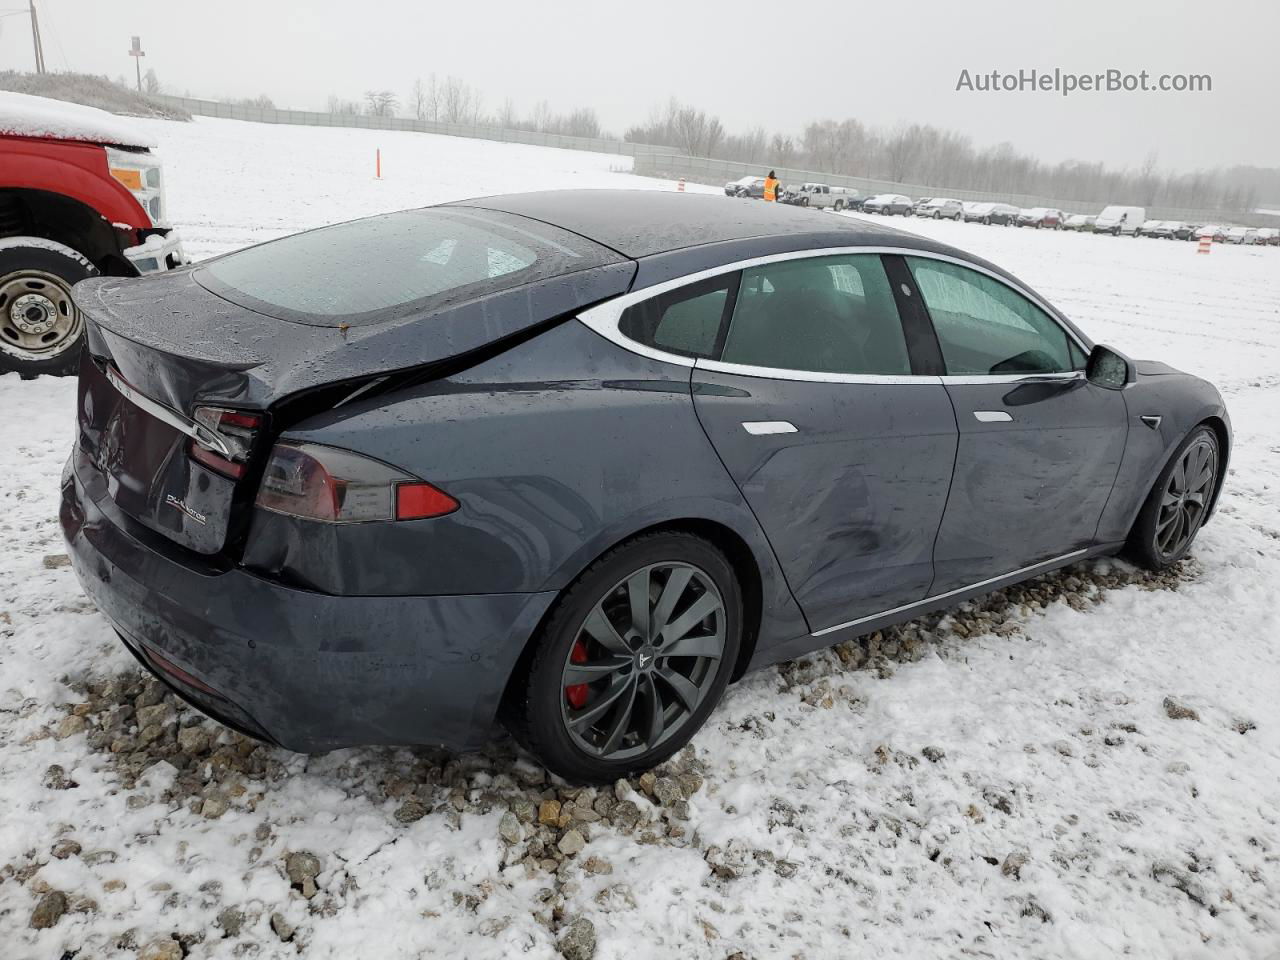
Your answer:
(452, 189), (941, 260)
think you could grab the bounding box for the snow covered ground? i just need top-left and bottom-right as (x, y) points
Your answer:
(1, 116), (1278, 960)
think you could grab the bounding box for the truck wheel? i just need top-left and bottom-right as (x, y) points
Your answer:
(0, 239), (97, 378)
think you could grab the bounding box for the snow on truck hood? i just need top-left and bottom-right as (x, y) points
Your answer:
(0, 91), (156, 148)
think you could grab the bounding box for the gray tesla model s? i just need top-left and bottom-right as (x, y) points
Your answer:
(61, 190), (1230, 782)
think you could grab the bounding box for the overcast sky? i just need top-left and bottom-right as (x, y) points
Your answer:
(3, 0), (1276, 173)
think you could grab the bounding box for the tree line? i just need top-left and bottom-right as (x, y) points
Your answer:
(310, 81), (1274, 212)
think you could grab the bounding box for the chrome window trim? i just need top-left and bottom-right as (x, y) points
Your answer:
(575, 244), (1090, 382)
(696, 358), (939, 386)
(939, 370), (1085, 386)
(811, 547), (1089, 638)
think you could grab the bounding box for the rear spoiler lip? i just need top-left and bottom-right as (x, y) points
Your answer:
(103, 362), (235, 458)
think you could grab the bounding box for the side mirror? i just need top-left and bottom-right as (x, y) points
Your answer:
(1086, 344), (1132, 389)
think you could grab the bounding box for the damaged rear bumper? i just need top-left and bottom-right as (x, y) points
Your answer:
(60, 449), (555, 753)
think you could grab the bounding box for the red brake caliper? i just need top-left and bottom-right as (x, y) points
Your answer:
(565, 638), (590, 709)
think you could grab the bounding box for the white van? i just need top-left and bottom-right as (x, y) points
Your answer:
(1095, 205), (1146, 235)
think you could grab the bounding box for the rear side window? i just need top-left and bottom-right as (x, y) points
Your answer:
(720, 254), (911, 375)
(906, 257), (1077, 375)
(198, 207), (623, 327)
(618, 274), (735, 359)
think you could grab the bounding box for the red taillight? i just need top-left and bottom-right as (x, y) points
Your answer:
(256, 442), (458, 523)
(189, 406), (262, 479)
(395, 482), (459, 520)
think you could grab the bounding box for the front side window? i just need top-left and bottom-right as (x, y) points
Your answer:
(906, 257), (1079, 375)
(618, 274), (734, 359)
(719, 255), (911, 376)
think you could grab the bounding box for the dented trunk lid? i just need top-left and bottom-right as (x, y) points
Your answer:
(71, 207), (635, 555)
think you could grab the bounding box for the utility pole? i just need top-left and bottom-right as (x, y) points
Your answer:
(128, 36), (145, 92)
(29, 1), (46, 74)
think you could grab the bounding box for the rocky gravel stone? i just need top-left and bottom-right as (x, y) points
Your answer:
(138, 938), (183, 960)
(285, 851), (321, 888)
(54, 714), (87, 740)
(270, 911), (296, 942)
(30, 891), (67, 929)
(580, 856), (612, 875)
(218, 906), (246, 937)
(50, 839), (81, 860)
(394, 799), (428, 824)
(498, 810), (523, 845)
(1002, 849), (1030, 879)
(1163, 697), (1200, 721)
(538, 799), (562, 825)
(43, 764), (75, 789)
(921, 746), (946, 763)
(557, 829), (586, 857)
(557, 916), (596, 960)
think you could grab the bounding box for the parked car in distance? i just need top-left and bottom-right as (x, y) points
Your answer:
(1137, 219), (1167, 238)
(830, 187), (858, 211)
(1018, 207), (1066, 229)
(724, 176), (766, 198)
(1063, 214), (1097, 232)
(1255, 227), (1279, 246)
(0, 91), (186, 377)
(916, 198), (964, 220)
(912, 197), (934, 215)
(862, 193), (914, 215)
(1225, 227), (1259, 244)
(1194, 224), (1227, 242)
(781, 183), (842, 210)
(1162, 221), (1195, 240)
(61, 190), (1233, 783)
(1095, 205), (1146, 236)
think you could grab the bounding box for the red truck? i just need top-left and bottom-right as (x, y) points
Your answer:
(1, 91), (185, 376)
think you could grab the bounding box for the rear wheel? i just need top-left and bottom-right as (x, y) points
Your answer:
(505, 532), (742, 783)
(0, 239), (97, 378)
(1126, 426), (1220, 570)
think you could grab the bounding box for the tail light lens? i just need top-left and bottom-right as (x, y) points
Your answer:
(255, 442), (458, 523)
(190, 406), (262, 479)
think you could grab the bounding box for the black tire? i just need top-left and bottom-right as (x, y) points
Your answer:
(1125, 425), (1220, 570)
(0, 239), (97, 378)
(505, 531), (743, 783)
(983, 216), (992, 225)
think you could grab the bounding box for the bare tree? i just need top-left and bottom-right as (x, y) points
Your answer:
(327, 94), (360, 115)
(410, 77), (428, 120)
(441, 76), (474, 124)
(143, 68), (161, 95)
(364, 90), (398, 117)
(498, 97), (518, 128)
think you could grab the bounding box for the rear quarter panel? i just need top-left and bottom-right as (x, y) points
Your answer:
(247, 320), (809, 648)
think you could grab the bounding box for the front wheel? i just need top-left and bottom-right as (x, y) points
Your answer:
(505, 531), (742, 783)
(1126, 425), (1220, 570)
(0, 239), (97, 378)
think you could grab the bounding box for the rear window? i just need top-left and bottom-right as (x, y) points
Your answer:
(197, 207), (622, 326)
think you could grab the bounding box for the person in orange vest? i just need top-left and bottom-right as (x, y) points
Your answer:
(763, 170), (780, 202)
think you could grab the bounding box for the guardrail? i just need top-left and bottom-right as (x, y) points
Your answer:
(153, 95), (1279, 228)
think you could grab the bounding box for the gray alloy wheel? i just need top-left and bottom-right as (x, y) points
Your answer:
(559, 561), (726, 761)
(1153, 436), (1217, 561)
(1127, 425), (1220, 570)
